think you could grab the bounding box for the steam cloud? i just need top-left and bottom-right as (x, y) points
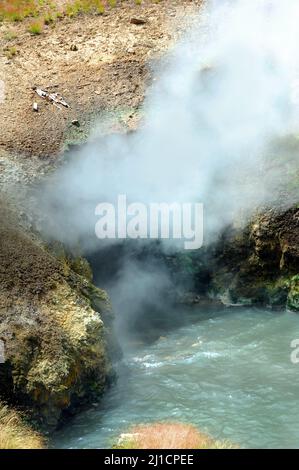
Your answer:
(36, 0), (299, 338)
(39, 0), (299, 251)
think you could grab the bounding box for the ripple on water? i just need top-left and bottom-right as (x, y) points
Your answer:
(53, 308), (299, 449)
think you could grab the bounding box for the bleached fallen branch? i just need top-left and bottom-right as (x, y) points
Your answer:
(34, 87), (70, 109)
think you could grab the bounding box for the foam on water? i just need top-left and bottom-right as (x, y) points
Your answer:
(53, 308), (299, 449)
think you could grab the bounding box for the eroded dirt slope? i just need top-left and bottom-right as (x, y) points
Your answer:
(0, 1), (202, 159)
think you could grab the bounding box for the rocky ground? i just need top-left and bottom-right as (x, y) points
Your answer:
(0, 0), (201, 160)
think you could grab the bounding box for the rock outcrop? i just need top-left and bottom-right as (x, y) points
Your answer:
(163, 205), (299, 311)
(0, 204), (116, 428)
(208, 207), (299, 309)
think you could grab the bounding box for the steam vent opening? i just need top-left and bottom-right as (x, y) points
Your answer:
(87, 239), (214, 345)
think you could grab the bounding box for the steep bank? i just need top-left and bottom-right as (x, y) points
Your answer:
(0, 202), (116, 428)
(208, 207), (299, 310)
(164, 206), (299, 312)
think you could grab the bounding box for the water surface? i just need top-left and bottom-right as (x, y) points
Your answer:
(54, 308), (299, 449)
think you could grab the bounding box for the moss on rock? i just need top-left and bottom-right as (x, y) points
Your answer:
(287, 275), (299, 311)
(207, 207), (299, 310)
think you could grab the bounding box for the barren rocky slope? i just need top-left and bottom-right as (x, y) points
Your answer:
(0, 0), (201, 159)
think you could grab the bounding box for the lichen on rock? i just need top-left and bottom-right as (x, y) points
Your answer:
(207, 207), (299, 310)
(287, 275), (299, 311)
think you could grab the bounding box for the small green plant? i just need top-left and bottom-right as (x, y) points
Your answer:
(28, 21), (43, 35)
(43, 12), (54, 25)
(54, 10), (63, 19)
(94, 0), (105, 15)
(4, 46), (17, 59)
(81, 0), (94, 14)
(65, 3), (78, 18)
(3, 30), (17, 41)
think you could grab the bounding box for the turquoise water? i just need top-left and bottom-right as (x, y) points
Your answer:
(54, 308), (299, 449)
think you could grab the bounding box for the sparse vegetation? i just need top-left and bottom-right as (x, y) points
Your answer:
(4, 46), (17, 59)
(0, 402), (45, 449)
(43, 12), (54, 25)
(115, 423), (238, 449)
(28, 20), (43, 35)
(0, 0), (160, 25)
(3, 30), (18, 41)
(0, 0), (36, 22)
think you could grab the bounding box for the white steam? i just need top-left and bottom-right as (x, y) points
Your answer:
(39, 0), (299, 252)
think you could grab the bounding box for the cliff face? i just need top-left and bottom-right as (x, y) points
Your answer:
(0, 205), (116, 428)
(162, 205), (299, 311)
(208, 207), (299, 310)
